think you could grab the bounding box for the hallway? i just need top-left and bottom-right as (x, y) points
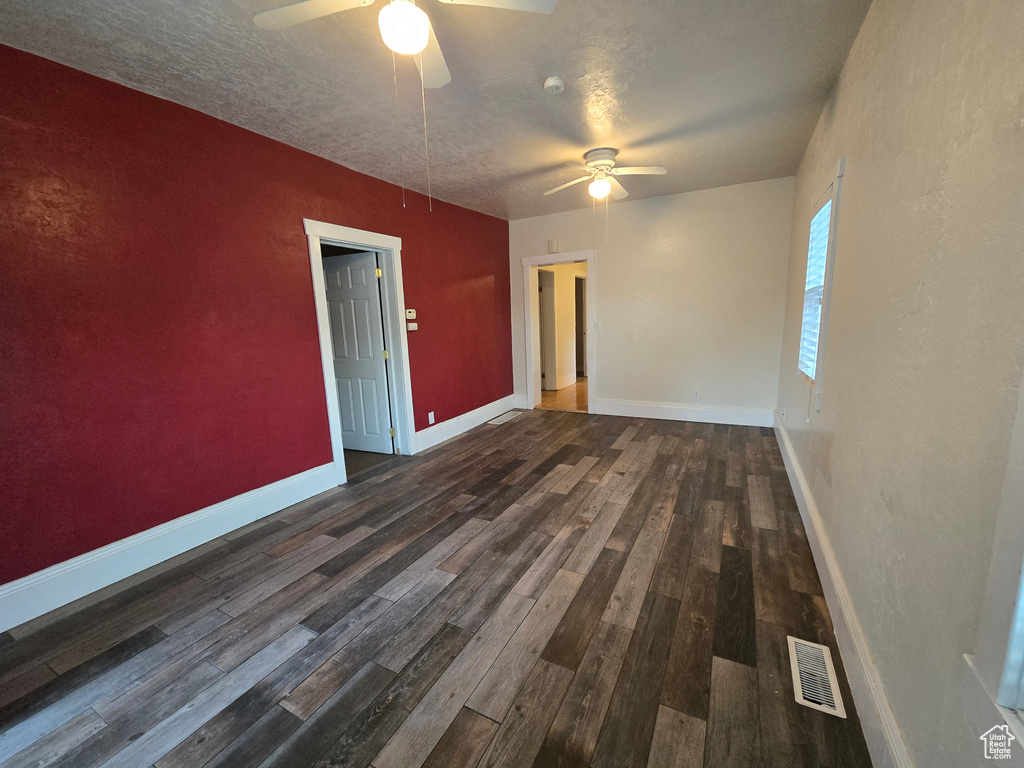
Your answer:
(539, 377), (588, 413)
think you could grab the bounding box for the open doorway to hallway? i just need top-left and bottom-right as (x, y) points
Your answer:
(534, 261), (588, 413)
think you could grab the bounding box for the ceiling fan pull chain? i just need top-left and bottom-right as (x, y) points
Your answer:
(392, 50), (406, 209)
(591, 192), (597, 251)
(605, 194), (609, 245)
(419, 51), (433, 212)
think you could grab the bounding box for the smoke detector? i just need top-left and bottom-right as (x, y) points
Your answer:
(543, 76), (564, 95)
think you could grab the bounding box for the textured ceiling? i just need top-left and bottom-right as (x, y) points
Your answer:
(0, 0), (870, 219)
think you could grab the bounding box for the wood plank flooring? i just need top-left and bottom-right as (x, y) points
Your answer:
(343, 450), (396, 479)
(538, 378), (588, 413)
(0, 411), (871, 768)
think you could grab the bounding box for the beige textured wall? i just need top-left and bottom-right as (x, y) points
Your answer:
(552, 262), (586, 390)
(774, 0), (1024, 764)
(510, 177), (794, 415)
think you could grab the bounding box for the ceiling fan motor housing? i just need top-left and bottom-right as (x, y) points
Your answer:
(584, 147), (619, 169)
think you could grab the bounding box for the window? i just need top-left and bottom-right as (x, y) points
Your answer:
(799, 197), (833, 380)
(799, 159), (845, 411)
(966, 373), (1024, 742)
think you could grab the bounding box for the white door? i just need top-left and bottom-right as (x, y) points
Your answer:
(323, 252), (393, 454)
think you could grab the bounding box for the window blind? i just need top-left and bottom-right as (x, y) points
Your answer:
(798, 199), (833, 379)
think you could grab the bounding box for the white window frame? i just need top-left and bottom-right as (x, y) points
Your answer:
(799, 158), (845, 412)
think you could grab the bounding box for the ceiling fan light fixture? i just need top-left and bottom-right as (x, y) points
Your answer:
(589, 177), (611, 199)
(378, 0), (430, 55)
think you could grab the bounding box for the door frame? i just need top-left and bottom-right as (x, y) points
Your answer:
(521, 250), (596, 413)
(304, 219), (415, 484)
(575, 275), (587, 377)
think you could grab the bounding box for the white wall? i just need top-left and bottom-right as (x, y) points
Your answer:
(510, 177), (795, 425)
(774, 0), (1024, 765)
(553, 262), (586, 390)
(537, 268), (556, 392)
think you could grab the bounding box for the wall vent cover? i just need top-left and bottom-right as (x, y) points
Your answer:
(488, 411), (522, 426)
(787, 636), (846, 718)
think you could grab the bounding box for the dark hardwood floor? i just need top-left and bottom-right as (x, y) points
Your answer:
(0, 411), (871, 768)
(343, 450), (396, 479)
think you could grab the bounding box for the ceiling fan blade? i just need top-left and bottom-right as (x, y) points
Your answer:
(436, 0), (557, 13)
(414, 19), (451, 89)
(608, 176), (629, 199)
(253, 0), (373, 30)
(610, 165), (667, 176)
(543, 176), (590, 196)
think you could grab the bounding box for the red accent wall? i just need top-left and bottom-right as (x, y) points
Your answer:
(0, 45), (512, 586)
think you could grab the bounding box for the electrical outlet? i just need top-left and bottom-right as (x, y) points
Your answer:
(693, 388), (701, 401)
(428, 411), (435, 425)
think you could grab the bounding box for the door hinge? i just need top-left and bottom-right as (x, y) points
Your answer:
(382, 350), (390, 360)
(389, 428), (396, 437)
(374, 267), (382, 278)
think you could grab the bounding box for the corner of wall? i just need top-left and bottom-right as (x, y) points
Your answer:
(410, 394), (517, 454)
(774, 412), (915, 768)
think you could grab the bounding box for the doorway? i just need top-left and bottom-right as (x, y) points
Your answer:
(321, 244), (395, 475)
(304, 219), (415, 485)
(528, 258), (590, 413)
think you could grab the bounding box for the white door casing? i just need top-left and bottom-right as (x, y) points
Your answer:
(521, 250), (596, 413)
(323, 252), (393, 454)
(304, 219), (415, 484)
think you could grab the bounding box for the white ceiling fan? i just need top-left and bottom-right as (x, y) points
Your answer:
(253, 0), (557, 89)
(544, 148), (667, 200)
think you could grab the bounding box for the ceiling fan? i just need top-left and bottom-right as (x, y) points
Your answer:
(544, 148), (667, 200)
(253, 0), (557, 89)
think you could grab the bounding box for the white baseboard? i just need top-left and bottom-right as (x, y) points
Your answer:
(410, 395), (517, 454)
(512, 394), (530, 410)
(0, 463), (340, 634)
(774, 414), (914, 768)
(592, 397), (774, 427)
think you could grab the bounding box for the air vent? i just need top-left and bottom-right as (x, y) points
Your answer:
(488, 411), (521, 426)
(787, 636), (846, 718)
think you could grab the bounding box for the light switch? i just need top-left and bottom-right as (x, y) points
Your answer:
(407, 322), (418, 331)
(405, 309), (417, 320)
